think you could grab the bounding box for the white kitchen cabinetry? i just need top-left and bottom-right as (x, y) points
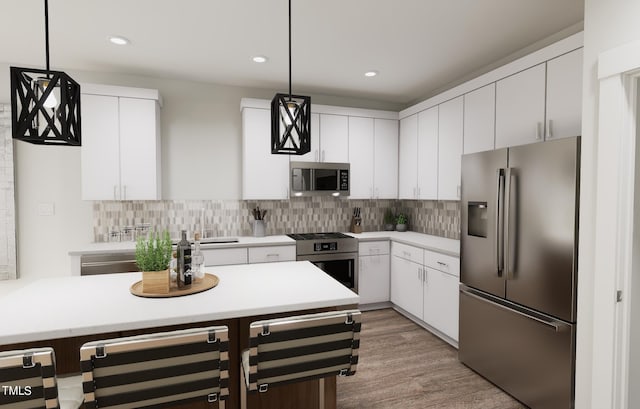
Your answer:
(399, 115), (418, 199)
(294, 113), (348, 163)
(348, 117), (374, 199)
(349, 118), (398, 199)
(81, 91), (161, 200)
(202, 248), (248, 267)
(398, 107), (438, 200)
(248, 245), (296, 264)
(358, 241), (390, 305)
(390, 242), (460, 343)
(545, 48), (583, 140)
(495, 63), (547, 149)
(438, 97), (463, 200)
(374, 119), (399, 199)
(463, 83), (496, 154)
(242, 107), (290, 200)
(417, 106), (439, 200)
(319, 114), (349, 163)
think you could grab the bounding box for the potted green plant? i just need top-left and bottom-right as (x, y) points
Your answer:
(396, 214), (408, 232)
(383, 209), (395, 231)
(136, 230), (173, 294)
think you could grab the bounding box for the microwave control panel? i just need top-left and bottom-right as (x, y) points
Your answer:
(339, 170), (349, 191)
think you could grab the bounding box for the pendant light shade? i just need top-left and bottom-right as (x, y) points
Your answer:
(271, 0), (311, 155)
(10, 0), (81, 146)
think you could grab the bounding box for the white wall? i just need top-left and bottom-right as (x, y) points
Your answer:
(578, 1), (640, 407)
(0, 64), (400, 279)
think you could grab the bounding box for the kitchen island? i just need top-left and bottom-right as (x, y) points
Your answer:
(0, 261), (359, 409)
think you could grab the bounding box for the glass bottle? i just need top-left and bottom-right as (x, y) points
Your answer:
(177, 230), (192, 289)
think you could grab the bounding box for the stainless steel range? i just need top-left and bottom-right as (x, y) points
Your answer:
(287, 232), (358, 292)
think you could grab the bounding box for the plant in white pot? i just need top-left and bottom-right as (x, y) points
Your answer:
(136, 230), (172, 294)
(396, 214), (408, 232)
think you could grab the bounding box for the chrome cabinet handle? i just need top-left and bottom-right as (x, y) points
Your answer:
(536, 122), (543, 140)
(546, 119), (553, 139)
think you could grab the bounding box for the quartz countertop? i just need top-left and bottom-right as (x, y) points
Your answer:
(69, 235), (295, 256)
(345, 231), (460, 256)
(0, 261), (358, 345)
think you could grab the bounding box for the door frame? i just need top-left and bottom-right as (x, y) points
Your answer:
(591, 40), (640, 409)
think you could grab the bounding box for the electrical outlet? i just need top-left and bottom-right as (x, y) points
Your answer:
(37, 202), (55, 216)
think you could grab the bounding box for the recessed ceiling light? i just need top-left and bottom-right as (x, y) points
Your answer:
(364, 71), (378, 77)
(109, 36), (130, 46)
(252, 56), (268, 63)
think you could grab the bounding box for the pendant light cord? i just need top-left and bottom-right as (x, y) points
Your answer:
(44, 0), (50, 72)
(288, 0), (292, 99)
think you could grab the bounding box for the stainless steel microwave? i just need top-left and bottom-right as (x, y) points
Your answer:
(290, 161), (350, 197)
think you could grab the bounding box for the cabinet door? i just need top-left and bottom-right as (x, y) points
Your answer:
(545, 48), (583, 140)
(438, 96), (463, 200)
(417, 106), (438, 199)
(398, 115), (418, 199)
(374, 119), (399, 199)
(294, 112), (320, 162)
(390, 255), (423, 318)
(348, 117), (374, 198)
(119, 98), (161, 200)
(423, 268), (459, 341)
(81, 94), (120, 200)
(242, 108), (290, 200)
(464, 83), (496, 154)
(319, 114), (349, 162)
(359, 254), (390, 304)
(495, 63), (546, 148)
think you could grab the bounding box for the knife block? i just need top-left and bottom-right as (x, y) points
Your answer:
(349, 217), (362, 234)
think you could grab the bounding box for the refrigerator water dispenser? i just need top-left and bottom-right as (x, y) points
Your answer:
(468, 202), (488, 238)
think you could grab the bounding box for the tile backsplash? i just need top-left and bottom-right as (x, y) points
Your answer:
(0, 105), (17, 280)
(93, 197), (461, 242)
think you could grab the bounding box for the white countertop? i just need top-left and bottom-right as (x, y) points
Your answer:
(346, 231), (460, 256)
(69, 235), (295, 256)
(0, 261), (358, 345)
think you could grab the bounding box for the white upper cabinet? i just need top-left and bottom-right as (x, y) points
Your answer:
(495, 63), (547, 149)
(348, 117), (375, 199)
(81, 87), (161, 201)
(373, 118), (399, 199)
(463, 83), (496, 154)
(438, 97), (463, 200)
(319, 114), (349, 163)
(399, 115), (418, 199)
(294, 113), (320, 162)
(417, 106), (438, 200)
(348, 117), (399, 199)
(242, 107), (290, 200)
(545, 48), (583, 140)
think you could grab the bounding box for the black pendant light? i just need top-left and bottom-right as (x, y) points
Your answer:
(271, 0), (310, 155)
(10, 0), (81, 146)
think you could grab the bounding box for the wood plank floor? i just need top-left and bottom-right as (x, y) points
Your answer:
(337, 309), (527, 409)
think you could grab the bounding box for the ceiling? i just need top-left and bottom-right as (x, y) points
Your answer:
(0, 1), (584, 108)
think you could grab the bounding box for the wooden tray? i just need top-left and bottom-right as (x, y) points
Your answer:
(130, 273), (219, 298)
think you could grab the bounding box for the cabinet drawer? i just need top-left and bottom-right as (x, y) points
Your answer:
(424, 250), (460, 277)
(391, 242), (424, 264)
(248, 245), (296, 264)
(359, 240), (390, 256)
(203, 248), (248, 266)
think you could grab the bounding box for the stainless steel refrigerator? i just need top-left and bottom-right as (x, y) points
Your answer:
(459, 136), (579, 409)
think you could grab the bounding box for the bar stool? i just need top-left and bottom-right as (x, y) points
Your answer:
(80, 325), (229, 408)
(0, 347), (83, 409)
(240, 309), (361, 409)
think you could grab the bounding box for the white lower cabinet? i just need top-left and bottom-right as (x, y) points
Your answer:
(390, 242), (460, 343)
(202, 248), (248, 267)
(358, 241), (390, 304)
(248, 245), (296, 264)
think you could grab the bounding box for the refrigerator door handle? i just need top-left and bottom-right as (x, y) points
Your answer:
(461, 286), (567, 332)
(504, 168), (513, 280)
(496, 169), (505, 276)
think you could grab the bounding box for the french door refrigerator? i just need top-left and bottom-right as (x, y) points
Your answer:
(459, 136), (579, 409)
